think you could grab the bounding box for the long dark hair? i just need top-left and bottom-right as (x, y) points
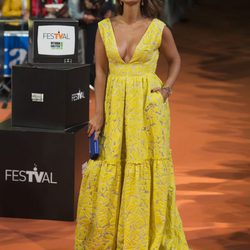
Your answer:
(116, 0), (164, 18)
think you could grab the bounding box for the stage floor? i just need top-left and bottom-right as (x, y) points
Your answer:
(1, 0), (250, 249)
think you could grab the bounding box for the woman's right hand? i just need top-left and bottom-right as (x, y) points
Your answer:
(87, 112), (104, 140)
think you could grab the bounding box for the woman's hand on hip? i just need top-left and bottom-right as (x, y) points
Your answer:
(151, 87), (168, 103)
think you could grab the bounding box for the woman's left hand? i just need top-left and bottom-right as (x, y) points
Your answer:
(151, 87), (168, 102)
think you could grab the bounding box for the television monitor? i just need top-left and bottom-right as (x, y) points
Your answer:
(28, 18), (79, 64)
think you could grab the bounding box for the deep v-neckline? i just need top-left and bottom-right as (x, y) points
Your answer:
(108, 17), (155, 64)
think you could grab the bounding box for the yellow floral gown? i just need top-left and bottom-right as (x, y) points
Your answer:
(75, 17), (190, 250)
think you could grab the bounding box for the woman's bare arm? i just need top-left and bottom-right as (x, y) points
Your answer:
(88, 27), (108, 138)
(159, 26), (181, 88)
(94, 28), (109, 115)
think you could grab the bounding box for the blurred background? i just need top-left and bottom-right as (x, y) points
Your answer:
(0, 0), (250, 249)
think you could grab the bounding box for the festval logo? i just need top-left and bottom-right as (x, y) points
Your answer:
(5, 163), (58, 184)
(43, 31), (70, 40)
(71, 89), (85, 102)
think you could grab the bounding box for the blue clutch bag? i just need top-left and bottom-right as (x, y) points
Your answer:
(89, 131), (100, 160)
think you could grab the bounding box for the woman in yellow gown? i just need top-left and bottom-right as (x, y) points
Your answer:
(75, 0), (190, 249)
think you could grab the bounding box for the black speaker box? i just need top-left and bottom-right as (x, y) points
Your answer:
(0, 119), (89, 221)
(12, 63), (90, 130)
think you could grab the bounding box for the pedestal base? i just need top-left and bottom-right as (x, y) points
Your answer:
(0, 119), (88, 221)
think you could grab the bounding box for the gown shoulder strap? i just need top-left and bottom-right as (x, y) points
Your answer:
(97, 18), (110, 46)
(154, 18), (167, 48)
